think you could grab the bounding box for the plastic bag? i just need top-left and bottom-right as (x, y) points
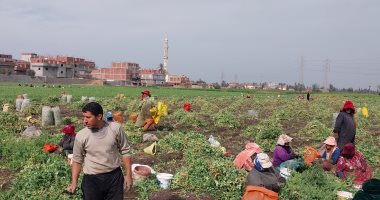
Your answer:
(303, 146), (320, 166)
(248, 109), (259, 118)
(150, 102), (168, 124)
(208, 135), (221, 147)
(361, 107), (369, 118)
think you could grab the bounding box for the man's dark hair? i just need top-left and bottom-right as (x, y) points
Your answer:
(82, 102), (103, 117)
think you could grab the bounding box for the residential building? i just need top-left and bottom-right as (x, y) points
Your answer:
(139, 69), (165, 86)
(20, 53), (37, 62)
(0, 54), (16, 73)
(30, 55), (95, 78)
(14, 60), (30, 74)
(91, 62), (140, 85)
(166, 74), (191, 85)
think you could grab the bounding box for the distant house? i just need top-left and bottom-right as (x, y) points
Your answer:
(30, 55), (95, 79)
(139, 69), (165, 86)
(243, 83), (259, 89)
(91, 62), (140, 85)
(14, 60), (30, 75)
(166, 75), (191, 86)
(0, 54), (16, 74)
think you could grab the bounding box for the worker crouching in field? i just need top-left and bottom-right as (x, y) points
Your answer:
(273, 134), (304, 171)
(59, 124), (76, 155)
(336, 143), (373, 188)
(272, 134), (295, 168)
(233, 142), (262, 172)
(319, 136), (340, 171)
(242, 153), (284, 200)
(135, 90), (155, 128)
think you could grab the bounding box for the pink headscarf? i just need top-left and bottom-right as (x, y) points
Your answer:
(233, 143), (262, 171)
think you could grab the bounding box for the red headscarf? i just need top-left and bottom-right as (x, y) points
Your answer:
(341, 143), (355, 159)
(340, 101), (355, 114)
(61, 124), (76, 137)
(140, 90), (151, 100)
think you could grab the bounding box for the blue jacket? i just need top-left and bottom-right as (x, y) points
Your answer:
(321, 148), (340, 165)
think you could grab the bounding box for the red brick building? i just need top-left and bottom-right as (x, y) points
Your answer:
(91, 62), (140, 85)
(0, 54), (16, 74)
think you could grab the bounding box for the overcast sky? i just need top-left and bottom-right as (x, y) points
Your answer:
(1, 0), (380, 89)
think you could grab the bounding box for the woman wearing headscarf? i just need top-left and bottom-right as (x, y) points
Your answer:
(272, 134), (295, 168)
(333, 100), (358, 149)
(58, 124), (76, 155)
(320, 136), (340, 171)
(233, 142), (262, 172)
(336, 143), (373, 186)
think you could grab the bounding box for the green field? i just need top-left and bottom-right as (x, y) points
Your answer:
(0, 84), (379, 200)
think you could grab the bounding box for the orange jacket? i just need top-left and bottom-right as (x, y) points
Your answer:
(242, 186), (279, 200)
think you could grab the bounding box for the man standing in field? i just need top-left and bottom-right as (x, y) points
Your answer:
(66, 102), (133, 199)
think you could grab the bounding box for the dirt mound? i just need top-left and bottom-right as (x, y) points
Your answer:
(85, 80), (105, 86)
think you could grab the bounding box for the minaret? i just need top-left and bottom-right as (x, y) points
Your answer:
(163, 34), (169, 81)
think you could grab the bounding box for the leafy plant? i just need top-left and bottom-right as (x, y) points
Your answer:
(213, 109), (241, 128)
(280, 165), (354, 200)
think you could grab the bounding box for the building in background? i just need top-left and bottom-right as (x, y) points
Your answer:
(0, 54), (16, 74)
(91, 62), (140, 85)
(30, 55), (95, 79)
(166, 74), (191, 86)
(139, 68), (165, 86)
(20, 53), (38, 62)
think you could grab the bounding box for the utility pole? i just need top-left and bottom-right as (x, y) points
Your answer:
(300, 56), (304, 85)
(234, 73), (238, 83)
(323, 58), (330, 89)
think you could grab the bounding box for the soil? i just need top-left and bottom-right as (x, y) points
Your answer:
(124, 188), (139, 200)
(60, 107), (83, 118)
(149, 190), (215, 200)
(133, 152), (184, 172)
(0, 169), (15, 191)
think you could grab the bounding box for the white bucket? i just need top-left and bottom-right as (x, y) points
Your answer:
(156, 173), (173, 189)
(337, 191), (353, 200)
(131, 164), (155, 182)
